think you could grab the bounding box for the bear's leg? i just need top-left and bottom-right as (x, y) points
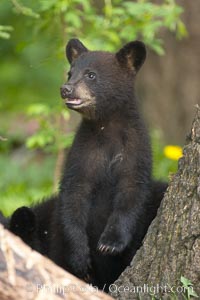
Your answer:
(97, 187), (149, 255)
(56, 180), (92, 280)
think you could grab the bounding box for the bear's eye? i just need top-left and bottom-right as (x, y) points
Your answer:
(86, 72), (96, 80)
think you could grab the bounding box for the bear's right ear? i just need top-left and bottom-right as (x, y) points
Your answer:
(116, 41), (146, 73)
(66, 39), (88, 64)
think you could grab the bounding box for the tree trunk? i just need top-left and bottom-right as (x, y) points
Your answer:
(110, 106), (200, 300)
(138, 0), (200, 144)
(0, 225), (113, 300)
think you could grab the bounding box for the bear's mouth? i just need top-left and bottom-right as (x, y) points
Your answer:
(65, 98), (94, 110)
(65, 98), (83, 108)
(66, 98), (82, 105)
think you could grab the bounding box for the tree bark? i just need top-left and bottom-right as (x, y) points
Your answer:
(110, 105), (200, 300)
(0, 225), (113, 300)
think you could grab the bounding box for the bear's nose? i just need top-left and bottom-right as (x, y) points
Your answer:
(60, 84), (73, 99)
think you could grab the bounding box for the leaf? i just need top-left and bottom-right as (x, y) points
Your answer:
(11, 0), (40, 18)
(180, 276), (193, 287)
(0, 32), (11, 39)
(0, 25), (13, 31)
(27, 104), (50, 116)
(180, 276), (199, 299)
(26, 132), (54, 149)
(0, 25), (13, 39)
(187, 287), (199, 298)
(176, 21), (188, 39)
(61, 110), (70, 121)
(64, 11), (82, 29)
(38, 0), (57, 12)
(150, 42), (165, 56)
(73, 0), (92, 13)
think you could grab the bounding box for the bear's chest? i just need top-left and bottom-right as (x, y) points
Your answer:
(82, 135), (124, 182)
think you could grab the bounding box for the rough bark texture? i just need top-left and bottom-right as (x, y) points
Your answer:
(110, 106), (200, 300)
(0, 225), (113, 300)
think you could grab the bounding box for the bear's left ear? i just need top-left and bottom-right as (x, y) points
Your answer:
(116, 41), (146, 72)
(9, 207), (36, 234)
(66, 39), (88, 64)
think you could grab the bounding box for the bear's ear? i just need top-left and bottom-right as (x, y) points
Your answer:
(66, 39), (88, 64)
(9, 206), (36, 235)
(116, 41), (146, 72)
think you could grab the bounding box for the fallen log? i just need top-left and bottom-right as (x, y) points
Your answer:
(0, 224), (113, 300)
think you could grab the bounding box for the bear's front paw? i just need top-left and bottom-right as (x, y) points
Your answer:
(69, 250), (92, 281)
(97, 228), (128, 255)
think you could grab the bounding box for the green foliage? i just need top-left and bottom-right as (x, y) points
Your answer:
(0, 153), (56, 216)
(3, 0), (187, 54)
(151, 130), (179, 181)
(26, 103), (74, 152)
(97, 0), (187, 54)
(0, 25), (13, 39)
(0, 0), (187, 112)
(0, 0), (186, 212)
(180, 276), (199, 299)
(0, 130), (179, 216)
(11, 0), (40, 18)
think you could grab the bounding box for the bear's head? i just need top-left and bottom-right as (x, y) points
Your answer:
(60, 39), (146, 120)
(9, 206), (37, 248)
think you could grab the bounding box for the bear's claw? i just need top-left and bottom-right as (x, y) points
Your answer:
(97, 243), (118, 254)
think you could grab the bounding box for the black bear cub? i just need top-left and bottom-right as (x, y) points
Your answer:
(0, 181), (167, 272)
(50, 39), (153, 289)
(1, 196), (57, 256)
(0, 39), (169, 290)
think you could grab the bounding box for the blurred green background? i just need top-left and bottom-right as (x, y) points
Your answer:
(0, 0), (194, 216)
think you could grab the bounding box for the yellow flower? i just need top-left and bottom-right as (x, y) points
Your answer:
(164, 145), (183, 161)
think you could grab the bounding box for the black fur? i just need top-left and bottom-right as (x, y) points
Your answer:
(0, 182), (167, 289)
(53, 39), (155, 288)
(9, 206), (37, 248)
(66, 38), (88, 64)
(0, 39), (168, 290)
(1, 196), (57, 255)
(116, 41), (146, 72)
